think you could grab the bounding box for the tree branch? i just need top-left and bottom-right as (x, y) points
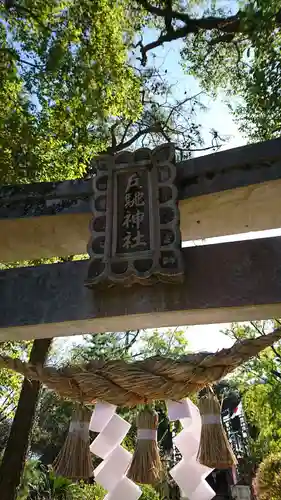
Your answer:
(138, 0), (240, 27)
(120, 120), (133, 148)
(124, 330), (140, 352)
(271, 345), (281, 361)
(164, 0), (173, 32)
(140, 26), (195, 65)
(110, 122), (121, 151)
(0, 47), (42, 70)
(138, 0), (170, 18)
(107, 124), (161, 153)
(165, 94), (201, 126)
(176, 144), (220, 154)
(250, 321), (266, 336)
(3, 1), (51, 32)
(137, 1), (247, 65)
(209, 33), (236, 45)
(271, 369), (281, 380)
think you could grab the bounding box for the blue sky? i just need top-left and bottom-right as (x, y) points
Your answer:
(140, 25), (246, 154)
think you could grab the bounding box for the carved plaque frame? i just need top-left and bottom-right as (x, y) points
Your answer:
(86, 144), (184, 287)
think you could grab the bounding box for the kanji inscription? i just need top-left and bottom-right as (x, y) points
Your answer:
(86, 144), (184, 287)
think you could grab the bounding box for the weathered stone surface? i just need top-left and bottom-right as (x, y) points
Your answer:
(1, 138), (281, 219)
(177, 136), (281, 197)
(1, 237), (281, 341)
(1, 138), (281, 262)
(0, 178), (92, 219)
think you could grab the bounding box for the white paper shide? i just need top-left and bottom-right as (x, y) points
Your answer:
(89, 402), (141, 500)
(168, 398), (216, 500)
(89, 399), (215, 500)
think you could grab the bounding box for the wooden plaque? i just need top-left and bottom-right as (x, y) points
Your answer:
(86, 144), (184, 287)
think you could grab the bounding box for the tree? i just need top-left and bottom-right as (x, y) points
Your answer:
(0, 0), (222, 187)
(71, 328), (189, 363)
(0, 0), (228, 188)
(223, 320), (281, 462)
(31, 390), (73, 465)
(0, 0), (143, 183)
(135, 0), (281, 141)
(88, 66), (219, 164)
(254, 451), (281, 500)
(0, 343), (31, 414)
(0, 338), (52, 500)
(0, 340), (32, 451)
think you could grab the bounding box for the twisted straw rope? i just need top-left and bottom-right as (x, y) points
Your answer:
(0, 329), (280, 407)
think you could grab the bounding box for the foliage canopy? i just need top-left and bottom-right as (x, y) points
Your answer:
(223, 320), (281, 462)
(136, 0), (281, 141)
(0, 0), (142, 183)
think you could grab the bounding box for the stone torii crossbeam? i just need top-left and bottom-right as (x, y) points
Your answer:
(1, 137), (281, 341)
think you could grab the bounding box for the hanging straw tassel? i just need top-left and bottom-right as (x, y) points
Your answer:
(53, 404), (92, 480)
(197, 389), (237, 469)
(127, 406), (163, 485)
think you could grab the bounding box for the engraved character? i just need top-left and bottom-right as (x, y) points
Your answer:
(124, 191), (145, 209)
(125, 173), (142, 192)
(123, 232), (133, 250)
(122, 213), (132, 229)
(132, 210), (144, 229)
(124, 193), (133, 209)
(131, 230), (146, 248)
(122, 210), (144, 230)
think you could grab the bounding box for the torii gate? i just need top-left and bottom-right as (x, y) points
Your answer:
(0, 137), (281, 341)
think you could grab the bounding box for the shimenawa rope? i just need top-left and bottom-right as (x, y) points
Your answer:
(0, 329), (280, 406)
